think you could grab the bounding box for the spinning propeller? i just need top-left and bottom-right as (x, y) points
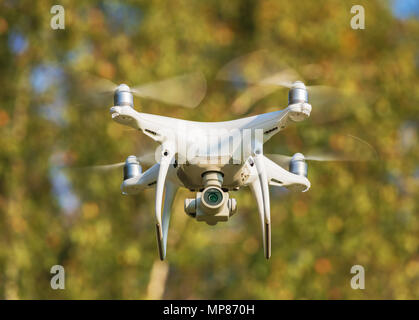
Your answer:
(217, 50), (346, 119)
(76, 71), (207, 109)
(267, 151), (370, 169)
(79, 153), (157, 172)
(67, 151), (157, 173)
(266, 134), (378, 170)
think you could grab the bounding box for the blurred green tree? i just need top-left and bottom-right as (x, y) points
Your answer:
(0, 0), (417, 299)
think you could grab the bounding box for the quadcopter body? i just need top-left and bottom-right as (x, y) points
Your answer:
(109, 81), (311, 260)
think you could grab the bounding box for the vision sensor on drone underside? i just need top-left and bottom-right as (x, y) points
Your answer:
(109, 80), (312, 260)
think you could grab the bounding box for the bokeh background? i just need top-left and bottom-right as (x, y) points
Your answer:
(0, 0), (418, 299)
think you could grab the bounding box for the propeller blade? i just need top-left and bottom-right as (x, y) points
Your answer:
(65, 71), (118, 109)
(267, 152), (372, 168)
(131, 72), (207, 108)
(81, 161), (125, 172)
(217, 49), (291, 85)
(67, 152), (158, 172)
(267, 134), (378, 167)
(230, 68), (301, 113)
(232, 79), (340, 115)
(259, 68), (301, 88)
(86, 75), (118, 94)
(231, 85), (279, 114)
(304, 154), (358, 162)
(69, 71), (206, 109)
(217, 50), (348, 117)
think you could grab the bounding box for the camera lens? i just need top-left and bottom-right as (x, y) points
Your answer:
(204, 188), (223, 206)
(208, 192), (219, 203)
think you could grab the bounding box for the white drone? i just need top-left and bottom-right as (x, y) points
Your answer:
(84, 53), (372, 260)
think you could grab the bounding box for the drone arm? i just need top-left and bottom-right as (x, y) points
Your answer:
(110, 107), (175, 143)
(121, 163), (160, 194)
(263, 155), (311, 192)
(244, 103), (310, 144)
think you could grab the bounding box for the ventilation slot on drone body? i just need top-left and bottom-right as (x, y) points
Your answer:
(271, 178), (283, 185)
(145, 129), (157, 136)
(264, 127), (278, 135)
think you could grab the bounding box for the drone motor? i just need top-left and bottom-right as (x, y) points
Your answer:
(288, 81), (308, 105)
(289, 153), (308, 177)
(123, 155), (142, 180)
(114, 84), (134, 108)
